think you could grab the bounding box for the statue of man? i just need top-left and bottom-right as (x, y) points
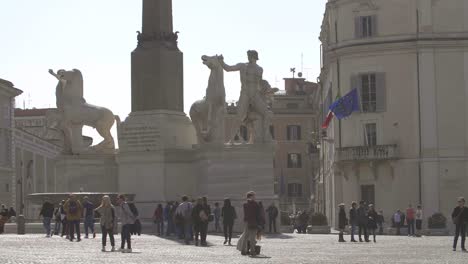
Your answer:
(220, 50), (272, 143)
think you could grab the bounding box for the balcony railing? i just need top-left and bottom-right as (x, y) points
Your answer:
(335, 144), (398, 162)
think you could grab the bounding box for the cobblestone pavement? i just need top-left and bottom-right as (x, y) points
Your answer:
(0, 233), (465, 264)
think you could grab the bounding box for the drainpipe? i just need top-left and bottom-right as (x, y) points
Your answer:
(416, 9), (423, 206)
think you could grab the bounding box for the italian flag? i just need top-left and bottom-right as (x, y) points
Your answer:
(321, 111), (334, 129)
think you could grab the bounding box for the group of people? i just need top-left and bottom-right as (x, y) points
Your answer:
(391, 204), (423, 236)
(0, 204), (16, 234)
(338, 201), (385, 243)
(39, 194), (139, 253)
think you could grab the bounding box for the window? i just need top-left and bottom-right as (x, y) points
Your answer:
(239, 125), (248, 141)
(364, 123), (377, 146)
(287, 125), (301, 140)
(355, 16), (376, 38)
(288, 183), (303, 197)
(361, 74), (377, 112)
(287, 153), (302, 168)
(270, 125), (275, 139)
(361, 185), (375, 205)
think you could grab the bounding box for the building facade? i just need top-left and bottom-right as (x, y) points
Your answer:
(226, 78), (320, 212)
(319, 0), (468, 228)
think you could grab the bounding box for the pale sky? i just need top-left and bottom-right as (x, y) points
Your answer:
(0, 0), (326, 144)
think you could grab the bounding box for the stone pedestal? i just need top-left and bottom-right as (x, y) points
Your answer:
(55, 154), (118, 193)
(117, 109), (197, 217)
(196, 143), (278, 232)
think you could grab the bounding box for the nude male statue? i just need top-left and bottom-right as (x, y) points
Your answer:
(220, 50), (272, 143)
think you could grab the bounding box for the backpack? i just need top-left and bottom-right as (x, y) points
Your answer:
(68, 201), (78, 214)
(128, 203), (139, 218)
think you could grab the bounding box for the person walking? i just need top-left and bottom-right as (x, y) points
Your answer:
(367, 204), (378, 243)
(338, 203), (347, 242)
(266, 203), (279, 233)
(39, 199), (55, 237)
(117, 194), (136, 253)
(82, 196), (96, 239)
(153, 204), (164, 236)
(0, 204), (9, 234)
(164, 202), (173, 236)
(357, 201), (369, 242)
(175, 196), (193, 245)
(237, 191), (263, 256)
(59, 200), (68, 238)
(415, 205), (423, 237)
(192, 197), (210, 246)
(63, 194), (83, 242)
(95, 195), (116, 252)
(376, 210), (384, 235)
(452, 197), (468, 251)
(349, 201), (358, 242)
(221, 198), (237, 245)
(213, 202), (221, 233)
(406, 204), (416, 237)
(393, 210), (402, 235)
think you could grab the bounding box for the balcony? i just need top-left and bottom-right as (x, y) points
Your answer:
(335, 144), (398, 162)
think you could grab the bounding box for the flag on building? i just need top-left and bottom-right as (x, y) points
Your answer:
(321, 89), (360, 128)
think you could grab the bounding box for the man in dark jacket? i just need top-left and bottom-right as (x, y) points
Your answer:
(338, 203), (348, 242)
(39, 198), (55, 237)
(452, 197), (468, 251)
(357, 200), (370, 242)
(237, 191), (263, 256)
(266, 203), (279, 233)
(349, 201), (358, 242)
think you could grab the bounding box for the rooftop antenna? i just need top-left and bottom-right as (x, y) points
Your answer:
(301, 52), (304, 73)
(290, 67), (296, 79)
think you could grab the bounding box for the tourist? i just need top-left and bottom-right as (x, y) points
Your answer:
(117, 194), (136, 253)
(451, 197), (468, 251)
(0, 204), (9, 234)
(406, 204), (416, 237)
(39, 198), (55, 237)
(95, 195), (116, 252)
(173, 201), (183, 239)
(53, 203), (62, 236)
(367, 204), (378, 243)
(221, 198), (237, 245)
(258, 201), (266, 231)
(164, 202), (173, 236)
(59, 200), (68, 238)
(265, 203), (279, 233)
(376, 210), (385, 235)
(338, 203), (347, 242)
(82, 196), (96, 239)
(237, 191), (263, 256)
(175, 196), (193, 245)
(349, 201), (358, 242)
(64, 194), (83, 242)
(415, 205), (423, 237)
(357, 201), (369, 242)
(213, 202), (221, 233)
(393, 210), (402, 236)
(192, 197), (210, 246)
(153, 204), (164, 236)
(8, 207), (16, 222)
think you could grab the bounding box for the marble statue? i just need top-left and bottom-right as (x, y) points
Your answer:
(47, 69), (118, 154)
(220, 50), (273, 144)
(190, 55), (226, 144)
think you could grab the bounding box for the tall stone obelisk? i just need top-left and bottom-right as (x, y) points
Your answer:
(118, 0), (197, 215)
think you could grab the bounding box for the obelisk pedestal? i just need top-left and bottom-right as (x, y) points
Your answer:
(117, 0), (197, 217)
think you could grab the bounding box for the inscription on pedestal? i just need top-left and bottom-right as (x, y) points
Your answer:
(119, 124), (162, 151)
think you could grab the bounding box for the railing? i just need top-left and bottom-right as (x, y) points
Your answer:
(335, 144), (398, 162)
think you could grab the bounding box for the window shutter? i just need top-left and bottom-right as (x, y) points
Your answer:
(297, 126), (302, 140)
(298, 154), (302, 168)
(354, 17), (362, 38)
(376, 73), (386, 112)
(287, 154), (291, 168)
(351, 75), (362, 112)
(287, 126), (291, 140)
(371, 15), (378, 37)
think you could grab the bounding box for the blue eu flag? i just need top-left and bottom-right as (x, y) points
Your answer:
(329, 89), (360, 120)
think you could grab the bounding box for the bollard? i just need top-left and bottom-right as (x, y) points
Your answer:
(17, 215), (25, 235)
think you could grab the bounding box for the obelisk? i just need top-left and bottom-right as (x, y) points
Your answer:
(131, 0), (183, 112)
(118, 0), (197, 215)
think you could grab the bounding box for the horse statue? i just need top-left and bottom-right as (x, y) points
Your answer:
(47, 69), (118, 154)
(189, 55), (226, 145)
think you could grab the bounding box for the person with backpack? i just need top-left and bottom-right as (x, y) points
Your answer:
(39, 198), (55, 237)
(117, 194), (136, 253)
(221, 198), (237, 245)
(153, 204), (164, 236)
(95, 195), (116, 252)
(175, 196), (193, 245)
(82, 196), (96, 239)
(63, 194), (83, 242)
(192, 197), (210, 246)
(266, 203), (278, 233)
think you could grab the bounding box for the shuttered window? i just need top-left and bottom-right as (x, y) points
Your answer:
(287, 125), (301, 140)
(355, 15), (377, 38)
(364, 123), (377, 146)
(287, 153), (302, 168)
(351, 73), (386, 113)
(288, 183), (303, 197)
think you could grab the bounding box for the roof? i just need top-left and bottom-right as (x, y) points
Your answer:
(0, 78), (23, 97)
(15, 108), (55, 117)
